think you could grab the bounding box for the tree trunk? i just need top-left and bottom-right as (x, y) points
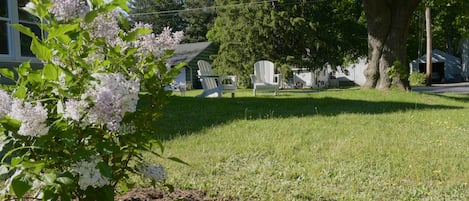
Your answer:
(362, 0), (420, 91)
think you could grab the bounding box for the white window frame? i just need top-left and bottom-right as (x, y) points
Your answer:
(0, 0), (40, 63)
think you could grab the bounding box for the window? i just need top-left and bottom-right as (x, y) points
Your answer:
(0, 0), (41, 60)
(0, 0), (9, 54)
(18, 0), (41, 57)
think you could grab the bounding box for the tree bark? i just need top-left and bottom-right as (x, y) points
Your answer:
(362, 0), (420, 91)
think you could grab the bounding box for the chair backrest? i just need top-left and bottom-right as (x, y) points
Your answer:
(254, 60), (275, 83)
(197, 60), (218, 90)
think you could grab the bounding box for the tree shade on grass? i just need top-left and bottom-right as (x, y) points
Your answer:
(142, 89), (469, 200)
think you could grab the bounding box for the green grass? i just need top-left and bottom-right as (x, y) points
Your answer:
(150, 88), (469, 200)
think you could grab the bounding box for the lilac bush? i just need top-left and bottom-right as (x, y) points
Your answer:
(0, 0), (184, 200)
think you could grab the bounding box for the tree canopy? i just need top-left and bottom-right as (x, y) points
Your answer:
(207, 0), (367, 87)
(129, 0), (215, 42)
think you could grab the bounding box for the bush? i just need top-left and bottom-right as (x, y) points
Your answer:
(409, 72), (426, 86)
(0, 0), (184, 200)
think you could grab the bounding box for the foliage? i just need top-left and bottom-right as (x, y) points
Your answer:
(386, 61), (409, 84)
(207, 0), (367, 87)
(129, 0), (216, 43)
(178, 0), (216, 42)
(408, 0), (469, 60)
(128, 0), (185, 34)
(0, 0), (184, 200)
(409, 72), (427, 86)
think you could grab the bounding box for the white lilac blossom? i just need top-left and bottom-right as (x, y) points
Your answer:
(71, 156), (110, 190)
(156, 27), (184, 50)
(138, 164), (167, 182)
(82, 10), (125, 47)
(131, 23), (184, 59)
(49, 0), (90, 22)
(63, 99), (89, 121)
(0, 89), (12, 118)
(85, 73), (140, 132)
(9, 100), (49, 137)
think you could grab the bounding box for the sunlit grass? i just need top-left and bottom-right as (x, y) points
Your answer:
(149, 88), (469, 200)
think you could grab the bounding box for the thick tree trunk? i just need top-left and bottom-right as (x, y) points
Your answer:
(362, 0), (420, 91)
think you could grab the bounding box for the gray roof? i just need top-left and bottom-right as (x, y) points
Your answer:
(410, 49), (461, 67)
(167, 42), (212, 67)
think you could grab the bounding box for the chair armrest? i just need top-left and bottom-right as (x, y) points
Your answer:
(221, 75), (237, 86)
(198, 74), (222, 78)
(250, 74), (256, 83)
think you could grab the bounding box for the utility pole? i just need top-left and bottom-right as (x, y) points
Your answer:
(425, 7), (432, 86)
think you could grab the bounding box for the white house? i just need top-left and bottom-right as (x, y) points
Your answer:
(290, 57), (367, 88)
(334, 57), (367, 86)
(291, 67), (330, 88)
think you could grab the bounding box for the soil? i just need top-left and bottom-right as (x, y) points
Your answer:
(115, 188), (237, 201)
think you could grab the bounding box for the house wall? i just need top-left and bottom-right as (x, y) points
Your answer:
(335, 57), (367, 86)
(292, 68), (329, 88)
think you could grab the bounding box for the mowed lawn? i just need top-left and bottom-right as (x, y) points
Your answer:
(146, 88), (469, 200)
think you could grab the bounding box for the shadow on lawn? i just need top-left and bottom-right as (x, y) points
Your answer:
(425, 93), (469, 103)
(152, 96), (463, 140)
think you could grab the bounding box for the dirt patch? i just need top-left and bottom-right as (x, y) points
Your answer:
(115, 188), (237, 201)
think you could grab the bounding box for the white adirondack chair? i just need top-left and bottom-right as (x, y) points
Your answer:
(197, 60), (237, 98)
(251, 60), (281, 96)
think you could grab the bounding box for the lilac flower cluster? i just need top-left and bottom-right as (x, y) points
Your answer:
(71, 156), (110, 190)
(0, 89), (49, 137)
(49, 0), (89, 22)
(9, 99), (49, 137)
(138, 163), (167, 182)
(131, 23), (184, 59)
(63, 99), (89, 121)
(60, 73), (139, 132)
(81, 10), (124, 47)
(0, 89), (11, 118)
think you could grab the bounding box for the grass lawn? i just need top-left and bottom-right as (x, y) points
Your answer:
(147, 88), (469, 200)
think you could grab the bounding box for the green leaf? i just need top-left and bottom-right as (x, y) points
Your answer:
(97, 162), (112, 178)
(124, 28), (152, 42)
(27, 72), (42, 85)
(84, 10), (99, 23)
(0, 166), (9, 178)
(149, 140), (164, 154)
(48, 24), (79, 39)
(167, 157), (190, 166)
(43, 173), (57, 184)
(11, 24), (36, 39)
(0, 68), (16, 81)
(10, 157), (23, 166)
(56, 175), (74, 185)
(14, 85), (27, 99)
(43, 63), (58, 80)
(22, 160), (45, 174)
(0, 117), (21, 133)
(21, 2), (37, 17)
(11, 174), (32, 198)
(18, 61), (31, 77)
(31, 37), (52, 61)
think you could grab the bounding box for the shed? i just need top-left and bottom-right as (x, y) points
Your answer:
(167, 42), (217, 89)
(410, 49), (462, 83)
